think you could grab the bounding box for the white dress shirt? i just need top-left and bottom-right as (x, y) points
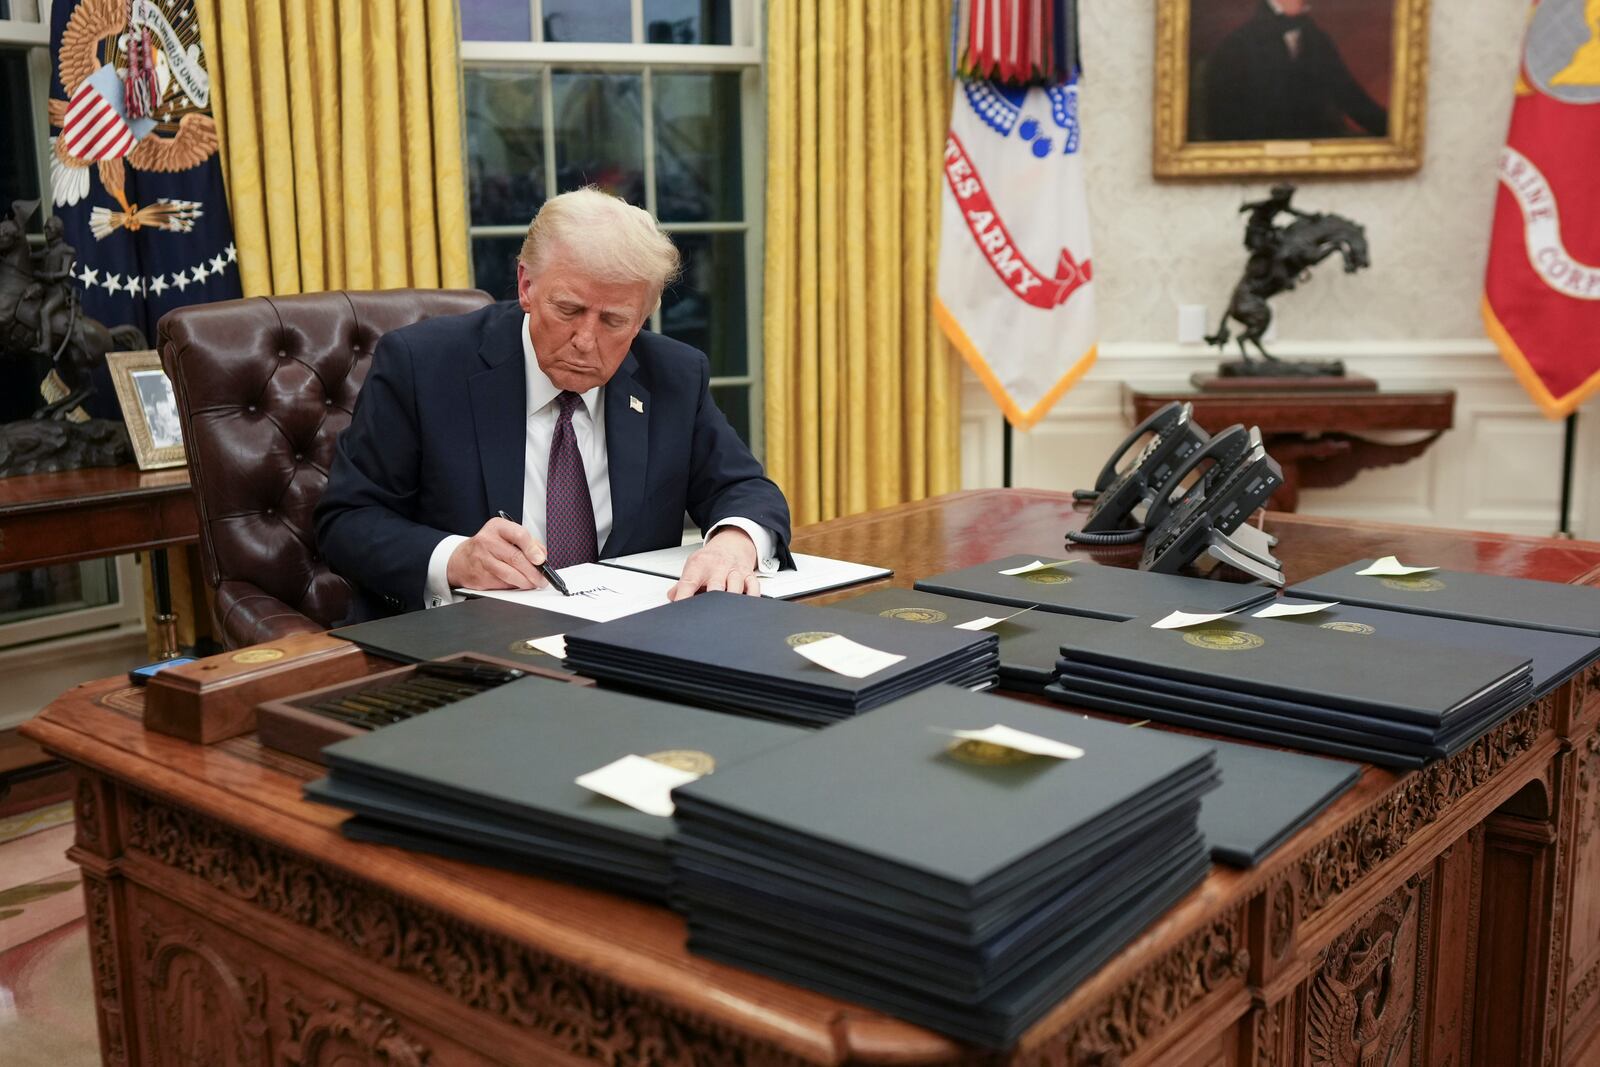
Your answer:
(1267, 0), (1304, 59)
(424, 315), (775, 606)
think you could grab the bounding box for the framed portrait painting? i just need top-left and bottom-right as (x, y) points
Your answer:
(107, 350), (186, 470)
(1154, 0), (1430, 178)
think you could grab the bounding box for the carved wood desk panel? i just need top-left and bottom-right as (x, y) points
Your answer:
(21, 490), (1600, 1066)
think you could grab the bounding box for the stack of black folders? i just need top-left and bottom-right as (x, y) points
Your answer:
(303, 678), (805, 903)
(562, 592), (1000, 726)
(1286, 561), (1600, 639)
(913, 554), (1275, 621)
(331, 597), (587, 668)
(669, 686), (1219, 1047)
(1043, 612), (1536, 769)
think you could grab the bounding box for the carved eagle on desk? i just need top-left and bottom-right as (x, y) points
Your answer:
(1307, 892), (1419, 1067)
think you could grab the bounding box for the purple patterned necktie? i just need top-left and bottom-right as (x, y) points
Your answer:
(545, 390), (599, 569)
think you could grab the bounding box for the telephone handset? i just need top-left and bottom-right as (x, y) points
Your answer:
(1139, 426), (1285, 585)
(1067, 402), (1211, 544)
(1140, 423), (1255, 535)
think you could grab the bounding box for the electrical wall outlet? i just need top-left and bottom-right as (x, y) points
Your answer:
(1177, 304), (1208, 345)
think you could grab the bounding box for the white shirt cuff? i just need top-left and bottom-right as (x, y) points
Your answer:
(424, 534), (470, 608)
(706, 518), (779, 574)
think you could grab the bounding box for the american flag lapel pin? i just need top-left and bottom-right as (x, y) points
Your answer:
(630, 395), (644, 414)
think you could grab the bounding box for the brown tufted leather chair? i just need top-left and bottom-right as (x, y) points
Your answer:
(159, 289), (493, 648)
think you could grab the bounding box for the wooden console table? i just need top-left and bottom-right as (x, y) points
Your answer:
(1127, 387), (1456, 511)
(21, 490), (1600, 1066)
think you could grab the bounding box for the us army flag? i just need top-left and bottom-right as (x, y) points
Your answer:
(936, 79), (1096, 429)
(1483, 0), (1600, 418)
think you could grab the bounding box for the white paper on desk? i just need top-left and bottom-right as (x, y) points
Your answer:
(574, 754), (701, 818)
(1151, 608), (1241, 630)
(523, 633), (568, 658)
(793, 634), (906, 678)
(934, 724), (1084, 760)
(601, 543), (890, 599)
(1252, 600), (1338, 620)
(998, 559), (1074, 577)
(1356, 555), (1439, 577)
(954, 606), (1036, 631)
(459, 563), (673, 623)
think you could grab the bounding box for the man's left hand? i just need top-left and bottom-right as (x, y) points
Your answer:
(668, 527), (763, 601)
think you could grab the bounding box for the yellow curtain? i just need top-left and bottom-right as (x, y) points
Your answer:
(195, 0), (470, 295)
(764, 0), (961, 526)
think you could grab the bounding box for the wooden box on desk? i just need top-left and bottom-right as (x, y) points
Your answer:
(144, 632), (372, 744)
(257, 652), (593, 765)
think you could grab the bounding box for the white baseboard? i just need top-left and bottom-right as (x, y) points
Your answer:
(0, 624), (149, 732)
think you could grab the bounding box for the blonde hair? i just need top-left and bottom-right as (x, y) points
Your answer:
(518, 186), (681, 296)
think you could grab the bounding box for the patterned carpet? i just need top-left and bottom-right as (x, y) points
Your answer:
(0, 800), (100, 1066)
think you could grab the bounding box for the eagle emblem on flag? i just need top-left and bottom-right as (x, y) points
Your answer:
(49, 0), (216, 239)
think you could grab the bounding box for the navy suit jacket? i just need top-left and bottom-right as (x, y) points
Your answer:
(315, 300), (792, 622)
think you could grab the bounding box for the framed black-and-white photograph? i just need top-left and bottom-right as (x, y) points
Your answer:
(107, 350), (186, 470)
(1154, 0), (1429, 178)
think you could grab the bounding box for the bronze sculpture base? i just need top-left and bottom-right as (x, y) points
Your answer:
(1217, 358), (1347, 378)
(0, 418), (132, 478)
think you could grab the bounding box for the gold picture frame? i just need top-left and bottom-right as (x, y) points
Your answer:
(107, 350), (187, 470)
(1153, 0), (1430, 179)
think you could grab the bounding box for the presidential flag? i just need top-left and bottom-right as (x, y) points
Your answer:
(1483, 0), (1600, 419)
(49, 0), (240, 362)
(937, 2), (1094, 430)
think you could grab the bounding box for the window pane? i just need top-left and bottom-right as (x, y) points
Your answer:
(543, 0), (631, 43)
(710, 384), (750, 448)
(0, 561), (117, 628)
(661, 232), (746, 376)
(0, 49), (39, 208)
(461, 0), (533, 42)
(472, 234), (524, 300)
(465, 69), (547, 227)
(644, 0), (732, 44)
(653, 71), (742, 223)
(553, 72), (645, 205)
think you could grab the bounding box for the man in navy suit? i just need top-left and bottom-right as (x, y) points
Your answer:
(316, 187), (792, 622)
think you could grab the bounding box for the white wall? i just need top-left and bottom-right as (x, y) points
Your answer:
(961, 0), (1600, 540)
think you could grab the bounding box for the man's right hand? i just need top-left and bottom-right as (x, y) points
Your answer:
(446, 517), (549, 590)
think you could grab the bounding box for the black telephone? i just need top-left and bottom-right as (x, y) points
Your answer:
(1066, 402), (1211, 545)
(1138, 424), (1285, 585)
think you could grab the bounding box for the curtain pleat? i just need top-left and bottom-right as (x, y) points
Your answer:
(764, 0), (961, 527)
(197, 0), (470, 297)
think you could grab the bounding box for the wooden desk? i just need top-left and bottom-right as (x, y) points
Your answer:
(1126, 387), (1456, 511)
(21, 491), (1600, 1066)
(0, 465), (196, 570)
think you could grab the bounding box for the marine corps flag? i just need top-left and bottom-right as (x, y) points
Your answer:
(1484, 0), (1600, 418)
(49, 0), (241, 348)
(937, 1), (1095, 430)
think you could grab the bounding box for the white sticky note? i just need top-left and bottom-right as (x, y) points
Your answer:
(574, 754), (700, 818)
(998, 559), (1073, 577)
(1251, 600), (1338, 619)
(523, 633), (567, 658)
(953, 606), (1035, 631)
(1151, 608), (1241, 630)
(1356, 556), (1439, 577)
(793, 634), (906, 678)
(937, 724), (1084, 760)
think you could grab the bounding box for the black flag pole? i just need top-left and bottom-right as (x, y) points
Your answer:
(1002, 422), (1014, 488)
(1557, 413), (1578, 539)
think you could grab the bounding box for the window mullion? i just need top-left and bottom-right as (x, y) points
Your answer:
(630, 0), (644, 44)
(531, 0), (543, 42)
(541, 64), (557, 201)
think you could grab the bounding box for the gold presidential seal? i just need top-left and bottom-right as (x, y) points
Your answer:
(1380, 575), (1446, 593)
(1023, 571), (1072, 585)
(231, 648), (284, 664)
(945, 739), (1035, 766)
(786, 631), (838, 646)
(879, 607), (949, 624)
(646, 749), (716, 775)
(1321, 621), (1376, 635)
(1181, 629), (1266, 652)
(510, 639), (545, 656)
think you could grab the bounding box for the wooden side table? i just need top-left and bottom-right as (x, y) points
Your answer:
(1126, 386), (1456, 511)
(0, 465), (199, 655)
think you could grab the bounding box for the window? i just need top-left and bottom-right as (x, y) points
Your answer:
(460, 0), (764, 453)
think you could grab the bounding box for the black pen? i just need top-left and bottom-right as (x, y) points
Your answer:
(496, 510), (571, 596)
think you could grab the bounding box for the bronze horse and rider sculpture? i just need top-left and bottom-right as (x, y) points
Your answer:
(0, 200), (145, 474)
(1206, 183), (1371, 377)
